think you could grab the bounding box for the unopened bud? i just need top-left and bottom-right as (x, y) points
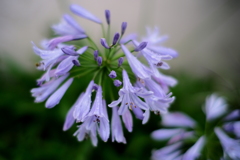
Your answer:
(100, 38), (110, 49)
(105, 10), (110, 25)
(97, 56), (102, 66)
(121, 22), (127, 35)
(118, 57), (124, 67)
(112, 33), (120, 46)
(114, 80), (122, 87)
(109, 70), (117, 78)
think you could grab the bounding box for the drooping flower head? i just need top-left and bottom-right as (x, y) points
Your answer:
(31, 4), (177, 145)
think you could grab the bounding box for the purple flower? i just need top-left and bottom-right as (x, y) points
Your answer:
(73, 81), (95, 122)
(214, 127), (240, 159)
(74, 122), (98, 146)
(111, 107), (126, 143)
(31, 74), (68, 103)
(151, 64), (177, 92)
(83, 86), (110, 142)
(204, 94), (227, 121)
(121, 45), (152, 79)
(132, 40), (172, 70)
(109, 70), (117, 78)
(55, 46), (88, 76)
(74, 86), (109, 146)
(45, 78), (73, 108)
(108, 70), (153, 115)
(70, 4), (102, 24)
(32, 42), (65, 71)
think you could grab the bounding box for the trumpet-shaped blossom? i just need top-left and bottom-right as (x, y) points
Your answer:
(108, 70), (153, 115)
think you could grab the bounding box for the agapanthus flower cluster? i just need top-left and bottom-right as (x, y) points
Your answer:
(31, 4), (178, 146)
(151, 94), (240, 160)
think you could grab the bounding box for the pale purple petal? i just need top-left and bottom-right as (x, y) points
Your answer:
(76, 46), (88, 55)
(45, 78), (73, 108)
(87, 86), (107, 118)
(63, 14), (85, 33)
(73, 81), (94, 121)
(182, 136), (205, 160)
(168, 131), (195, 144)
(55, 56), (77, 76)
(47, 35), (75, 50)
(224, 109), (240, 121)
(121, 45), (152, 79)
(63, 104), (76, 131)
(31, 75), (68, 102)
(150, 46), (178, 58)
(111, 107), (126, 143)
(98, 118), (110, 142)
(70, 5), (102, 24)
(151, 128), (184, 140)
(162, 112), (196, 128)
(108, 94), (123, 107)
(151, 142), (182, 160)
(142, 109), (150, 124)
(122, 109), (133, 132)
